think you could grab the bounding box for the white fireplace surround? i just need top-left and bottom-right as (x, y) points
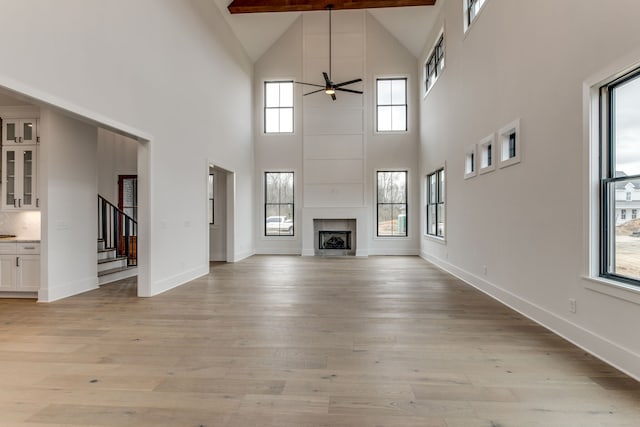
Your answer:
(302, 208), (369, 257)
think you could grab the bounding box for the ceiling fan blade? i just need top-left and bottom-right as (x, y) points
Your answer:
(295, 81), (325, 88)
(336, 87), (363, 94)
(322, 72), (332, 86)
(334, 78), (362, 88)
(303, 88), (325, 96)
(331, 93), (337, 101)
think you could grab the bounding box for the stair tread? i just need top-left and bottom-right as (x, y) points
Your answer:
(98, 265), (137, 277)
(98, 248), (116, 253)
(98, 256), (128, 264)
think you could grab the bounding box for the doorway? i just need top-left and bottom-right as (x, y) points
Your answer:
(208, 164), (235, 263)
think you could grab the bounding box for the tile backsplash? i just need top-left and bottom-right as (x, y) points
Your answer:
(0, 211), (41, 240)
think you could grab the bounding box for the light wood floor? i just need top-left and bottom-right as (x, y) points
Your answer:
(0, 256), (639, 426)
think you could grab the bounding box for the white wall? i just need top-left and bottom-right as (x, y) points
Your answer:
(97, 128), (137, 204)
(39, 108), (97, 302)
(253, 11), (420, 256)
(420, 0), (640, 379)
(0, 0), (255, 297)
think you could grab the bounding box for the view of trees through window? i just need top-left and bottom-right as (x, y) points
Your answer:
(602, 69), (640, 283)
(377, 171), (407, 236)
(265, 172), (294, 236)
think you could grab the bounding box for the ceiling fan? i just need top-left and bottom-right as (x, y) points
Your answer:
(295, 4), (363, 101)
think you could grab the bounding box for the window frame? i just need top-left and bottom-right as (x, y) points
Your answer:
(426, 168), (445, 239)
(208, 173), (214, 225)
(599, 66), (640, 287)
(264, 171), (295, 237)
(463, 0), (488, 34)
(264, 80), (294, 134)
(376, 170), (409, 238)
(425, 32), (445, 95)
(376, 77), (408, 133)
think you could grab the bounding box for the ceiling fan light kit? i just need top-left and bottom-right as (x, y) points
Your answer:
(294, 4), (364, 101)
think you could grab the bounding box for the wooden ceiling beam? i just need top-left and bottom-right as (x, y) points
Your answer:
(228, 0), (437, 14)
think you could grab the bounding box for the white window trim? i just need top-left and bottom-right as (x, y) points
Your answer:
(464, 144), (477, 179)
(424, 28), (446, 98)
(263, 79), (295, 135)
(374, 169), (410, 239)
(463, 0), (489, 35)
(478, 133), (496, 175)
(425, 165), (446, 241)
(498, 119), (521, 169)
(585, 53), (640, 304)
(375, 76), (409, 134)
(262, 169), (297, 240)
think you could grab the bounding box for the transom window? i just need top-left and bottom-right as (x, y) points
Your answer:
(425, 34), (445, 93)
(599, 67), (640, 285)
(264, 81), (293, 134)
(376, 171), (408, 237)
(465, 0), (487, 31)
(376, 78), (407, 132)
(264, 172), (294, 236)
(427, 168), (445, 238)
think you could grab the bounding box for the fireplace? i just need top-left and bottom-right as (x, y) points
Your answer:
(319, 231), (351, 250)
(313, 218), (356, 256)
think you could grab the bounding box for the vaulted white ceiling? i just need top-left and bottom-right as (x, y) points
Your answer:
(212, 0), (443, 62)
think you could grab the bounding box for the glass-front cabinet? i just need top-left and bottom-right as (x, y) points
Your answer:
(2, 146), (38, 210)
(2, 118), (38, 145)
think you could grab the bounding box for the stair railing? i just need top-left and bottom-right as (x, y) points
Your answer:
(98, 195), (138, 267)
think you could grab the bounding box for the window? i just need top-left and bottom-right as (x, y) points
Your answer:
(465, 0), (487, 31)
(208, 173), (214, 224)
(377, 171), (408, 237)
(600, 67), (640, 285)
(425, 34), (445, 93)
(264, 81), (293, 133)
(377, 78), (407, 132)
(265, 172), (294, 236)
(427, 168), (445, 238)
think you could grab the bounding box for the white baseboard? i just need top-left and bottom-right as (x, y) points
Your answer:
(231, 249), (254, 263)
(255, 248), (301, 255)
(368, 248), (420, 256)
(420, 251), (640, 381)
(39, 276), (99, 302)
(149, 265), (209, 297)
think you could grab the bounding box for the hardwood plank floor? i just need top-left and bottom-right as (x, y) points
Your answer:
(0, 255), (639, 426)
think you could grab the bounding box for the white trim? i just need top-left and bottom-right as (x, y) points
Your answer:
(583, 276), (640, 306)
(498, 118), (521, 169)
(463, 0), (490, 35)
(463, 144), (477, 179)
(421, 252), (640, 382)
(478, 133), (496, 175)
(38, 275), (98, 303)
(423, 27), (446, 98)
(149, 265), (209, 297)
(374, 76), (409, 133)
(263, 79), (296, 135)
(374, 168), (410, 238)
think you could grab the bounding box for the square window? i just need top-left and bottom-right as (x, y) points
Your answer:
(478, 133), (496, 174)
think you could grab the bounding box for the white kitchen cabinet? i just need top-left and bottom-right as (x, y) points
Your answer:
(0, 242), (40, 293)
(2, 146), (38, 210)
(2, 118), (38, 145)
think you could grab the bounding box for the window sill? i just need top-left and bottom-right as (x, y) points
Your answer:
(583, 276), (640, 306)
(424, 234), (446, 244)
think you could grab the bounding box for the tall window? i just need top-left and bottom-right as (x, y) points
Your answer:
(425, 34), (445, 93)
(265, 172), (294, 236)
(600, 67), (640, 285)
(465, 0), (487, 31)
(376, 78), (407, 132)
(208, 173), (214, 225)
(377, 171), (408, 237)
(426, 168), (445, 238)
(264, 81), (293, 133)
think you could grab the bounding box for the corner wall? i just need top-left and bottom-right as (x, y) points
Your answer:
(419, 0), (640, 379)
(0, 0), (255, 297)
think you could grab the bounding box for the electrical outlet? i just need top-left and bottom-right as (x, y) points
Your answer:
(569, 298), (577, 313)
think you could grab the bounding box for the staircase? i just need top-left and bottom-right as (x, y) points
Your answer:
(97, 239), (136, 285)
(98, 195), (138, 285)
